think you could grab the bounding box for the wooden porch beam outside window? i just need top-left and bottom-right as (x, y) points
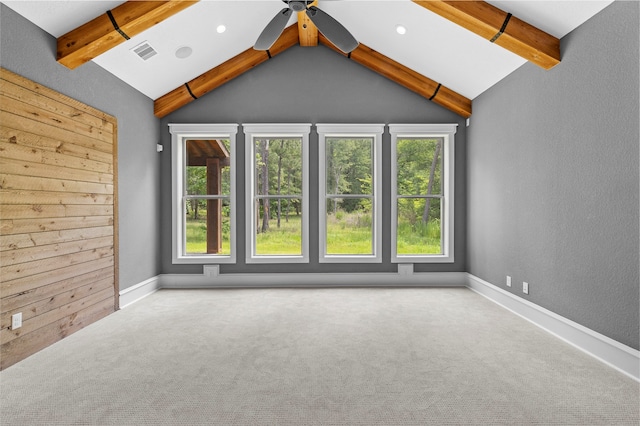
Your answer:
(57, 1), (198, 69)
(413, 0), (560, 70)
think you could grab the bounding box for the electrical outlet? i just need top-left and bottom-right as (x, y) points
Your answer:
(11, 312), (22, 330)
(506, 276), (512, 287)
(523, 282), (529, 295)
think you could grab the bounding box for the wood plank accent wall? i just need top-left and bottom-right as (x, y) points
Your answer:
(0, 68), (118, 370)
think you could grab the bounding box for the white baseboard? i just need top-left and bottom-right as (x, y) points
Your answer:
(117, 271), (639, 382)
(159, 271), (467, 288)
(119, 276), (160, 308)
(466, 273), (640, 382)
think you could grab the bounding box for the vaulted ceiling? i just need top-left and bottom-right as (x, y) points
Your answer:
(3, 0), (613, 118)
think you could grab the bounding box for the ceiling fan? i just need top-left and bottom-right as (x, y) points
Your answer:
(254, 0), (358, 53)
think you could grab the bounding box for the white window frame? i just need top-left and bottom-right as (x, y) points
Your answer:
(317, 124), (384, 263)
(244, 123), (311, 264)
(169, 123), (239, 264)
(389, 123), (457, 263)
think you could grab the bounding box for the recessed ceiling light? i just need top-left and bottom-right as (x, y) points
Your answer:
(175, 46), (193, 59)
(395, 24), (407, 35)
(216, 25), (226, 34)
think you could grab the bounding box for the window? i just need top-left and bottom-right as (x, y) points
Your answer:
(244, 124), (310, 263)
(317, 124), (383, 263)
(169, 124), (238, 264)
(389, 124), (456, 263)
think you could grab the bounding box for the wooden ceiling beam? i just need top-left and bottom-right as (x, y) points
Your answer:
(154, 25), (299, 118)
(298, 1), (319, 46)
(413, 0), (560, 70)
(319, 35), (471, 118)
(57, 1), (198, 69)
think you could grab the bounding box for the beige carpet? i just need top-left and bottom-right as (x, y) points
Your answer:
(1, 287), (638, 425)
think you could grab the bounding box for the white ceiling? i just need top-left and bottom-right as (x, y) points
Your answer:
(3, 0), (613, 102)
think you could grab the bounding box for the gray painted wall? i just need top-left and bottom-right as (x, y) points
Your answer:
(0, 4), (161, 291)
(159, 45), (467, 275)
(467, 1), (639, 349)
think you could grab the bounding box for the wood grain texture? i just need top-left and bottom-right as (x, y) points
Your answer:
(0, 226), (113, 252)
(0, 68), (118, 369)
(0, 277), (113, 329)
(0, 173), (113, 195)
(412, 0), (560, 69)
(154, 24), (299, 118)
(0, 68), (115, 125)
(0, 139), (113, 173)
(319, 35), (472, 118)
(0, 204), (113, 221)
(0, 236), (114, 267)
(0, 256), (114, 297)
(0, 287), (114, 345)
(298, 1), (318, 46)
(57, 1), (198, 69)
(0, 111), (113, 154)
(0, 298), (114, 370)
(0, 127), (114, 164)
(1, 96), (112, 144)
(1, 268), (114, 314)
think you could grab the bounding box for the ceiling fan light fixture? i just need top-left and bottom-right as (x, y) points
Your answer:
(395, 24), (407, 35)
(216, 25), (226, 34)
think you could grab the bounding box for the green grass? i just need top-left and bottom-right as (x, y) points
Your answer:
(326, 212), (372, 254)
(185, 212), (441, 256)
(185, 216), (230, 255)
(396, 220), (442, 255)
(255, 216), (302, 255)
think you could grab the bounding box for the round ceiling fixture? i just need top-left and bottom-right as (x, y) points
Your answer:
(395, 24), (407, 35)
(175, 46), (193, 59)
(216, 25), (226, 34)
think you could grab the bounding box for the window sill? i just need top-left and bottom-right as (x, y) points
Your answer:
(392, 255), (454, 264)
(319, 255), (382, 264)
(173, 255), (236, 264)
(246, 255), (309, 264)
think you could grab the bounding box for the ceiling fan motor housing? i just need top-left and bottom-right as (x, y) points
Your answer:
(284, 1), (314, 12)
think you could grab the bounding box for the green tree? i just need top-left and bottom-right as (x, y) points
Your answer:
(186, 166), (206, 219)
(256, 138), (270, 233)
(270, 138), (302, 227)
(396, 138), (442, 227)
(326, 138), (372, 213)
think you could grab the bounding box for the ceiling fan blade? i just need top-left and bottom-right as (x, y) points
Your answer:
(254, 8), (293, 50)
(306, 6), (358, 53)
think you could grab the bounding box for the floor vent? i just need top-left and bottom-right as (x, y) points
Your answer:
(131, 42), (157, 61)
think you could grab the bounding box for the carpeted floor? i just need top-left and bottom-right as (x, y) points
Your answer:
(1, 287), (638, 425)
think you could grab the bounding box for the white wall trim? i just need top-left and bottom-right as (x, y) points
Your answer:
(466, 273), (640, 382)
(119, 276), (160, 309)
(159, 271), (467, 289)
(117, 271), (638, 382)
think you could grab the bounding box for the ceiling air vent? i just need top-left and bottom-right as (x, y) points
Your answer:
(131, 41), (157, 61)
